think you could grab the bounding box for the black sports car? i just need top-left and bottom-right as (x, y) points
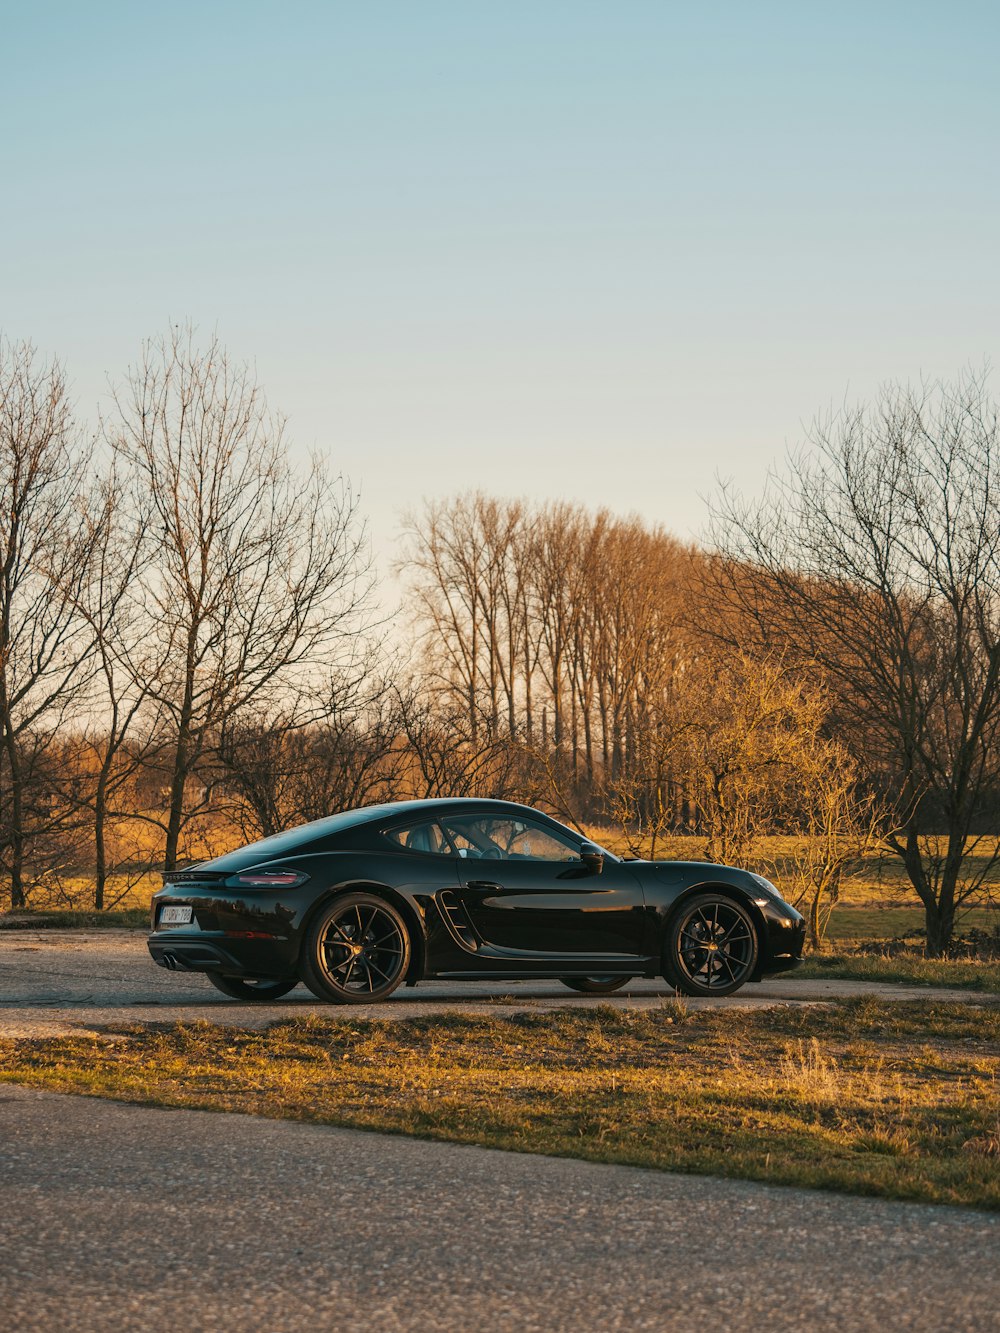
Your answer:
(148, 798), (805, 1003)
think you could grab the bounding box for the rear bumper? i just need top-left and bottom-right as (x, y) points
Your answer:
(147, 933), (296, 979)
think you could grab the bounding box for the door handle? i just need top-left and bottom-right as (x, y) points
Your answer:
(464, 880), (501, 893)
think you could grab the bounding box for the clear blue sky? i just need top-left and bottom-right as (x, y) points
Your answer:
(4, 2), (999, 567)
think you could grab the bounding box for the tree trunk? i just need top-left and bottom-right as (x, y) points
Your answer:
(2, 723), (26, 909)
(94, 764), (109, 910)
(807, 891), (823, 952)
(164, 755), (187, 873)
(924, 899), (956, 958)
(164, 645), (198, 871)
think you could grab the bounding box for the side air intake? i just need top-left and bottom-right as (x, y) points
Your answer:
(437, 890), (479, 951)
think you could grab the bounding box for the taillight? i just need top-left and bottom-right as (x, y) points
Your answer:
(228, 870), (310, 889)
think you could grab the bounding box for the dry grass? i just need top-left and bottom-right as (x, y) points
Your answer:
(797, 953), (1000, 992)
(3, 999), (999, 1210)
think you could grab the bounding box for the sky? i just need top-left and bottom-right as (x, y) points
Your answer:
(3, 1), (999, 578)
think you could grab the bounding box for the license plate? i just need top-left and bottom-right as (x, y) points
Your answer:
(160, 905), (193, 926)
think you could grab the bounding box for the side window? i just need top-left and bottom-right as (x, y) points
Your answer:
(439, 815), (580, 862)
(384, 821), (450, 855)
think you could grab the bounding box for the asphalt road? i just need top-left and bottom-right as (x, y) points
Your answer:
(1, 929), (992, 1037)
(3, 934), (998, 1331)
(2, 1082), (997, 1332)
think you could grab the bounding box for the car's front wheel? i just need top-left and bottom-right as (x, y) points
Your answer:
(206, 974), (298, 1001)
(300, 892), (411, 1004)
(559, 976), (632, 994)
(663, 893), (759, 997)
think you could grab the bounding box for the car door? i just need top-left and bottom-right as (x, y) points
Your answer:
(440, 812), (649, 962)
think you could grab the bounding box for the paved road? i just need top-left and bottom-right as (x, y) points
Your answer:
(1, 1082), (997, 1332)
(2, 928), (994, 1038)
(1, 929), (994, 1037)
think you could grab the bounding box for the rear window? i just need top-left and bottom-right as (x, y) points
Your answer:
(201, 809), (378, 869)
(383, 821), (450, 855)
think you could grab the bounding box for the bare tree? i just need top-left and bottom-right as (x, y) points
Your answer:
(73, 463), (162, 907)
(217, 658), (412, 839)
(111, 326), (372, 869)
(399, 493), (533, 741)
(710, 370), (1000, 955)
(399, 495), (488, 740)
(398, 692), (537, 802)
(530, 503), (594, 762)
(769, 741), (887, 950)
(401, 495), (698, 824)
(0, 339), (100, 908)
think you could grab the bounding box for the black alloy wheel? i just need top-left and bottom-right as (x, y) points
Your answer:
(300, 892), (411, 1004)
(205, 974), (298, 1001)
(664, 893), (759, 997)
(559, 976), (632, 994)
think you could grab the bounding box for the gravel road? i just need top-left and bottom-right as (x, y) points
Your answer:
(2, 1082), (997, 1332)
(1, 929), (992, 1037)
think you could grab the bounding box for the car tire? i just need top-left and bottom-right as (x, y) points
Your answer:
(663, 893), (759, 997)
(205, 973), (298, 1001)
(559, 976), (632, 994)
(300, 892), (411, 1004)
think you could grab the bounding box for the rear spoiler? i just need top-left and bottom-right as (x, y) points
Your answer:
(161, 868), (229, 884)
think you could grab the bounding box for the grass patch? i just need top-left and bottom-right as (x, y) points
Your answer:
(824, 906), (998, 940)
(0, 908), (149, 931)
(4, 999), (999, 1210)
(797, 953), (1000, 993)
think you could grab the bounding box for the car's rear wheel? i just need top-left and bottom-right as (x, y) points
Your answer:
(205, 973), (298, 1001)
(664, 893), (759, 997)
(300, 893), (411, 1004)
(559, 976), (632, 994)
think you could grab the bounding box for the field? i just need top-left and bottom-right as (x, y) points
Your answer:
(3, 998), (999, 1210)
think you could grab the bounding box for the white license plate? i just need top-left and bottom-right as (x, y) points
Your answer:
(160, 905), (193, 926)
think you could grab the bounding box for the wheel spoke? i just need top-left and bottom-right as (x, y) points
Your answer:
(365, 956), (394, 984)
(717, 953), (738, 982)
(721, 930), (751, 947)
(717, 954), (745, 975)
(369, 928), (401, 948)
(720, 916), (750, 942)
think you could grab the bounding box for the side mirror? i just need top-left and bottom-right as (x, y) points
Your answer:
(580, 842), (605, 876)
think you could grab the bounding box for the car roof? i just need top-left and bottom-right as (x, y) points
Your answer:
(212, 798), (561, 864)
(324, 796), (553, 833)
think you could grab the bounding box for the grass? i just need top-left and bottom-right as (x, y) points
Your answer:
(3, 999), (999, 1210)
(824, 906), (998, 940)
(796, 954), (1000, 992)
(0, 907), (149, 930)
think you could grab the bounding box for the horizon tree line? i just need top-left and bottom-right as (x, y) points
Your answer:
(2, 329), (998, 955)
